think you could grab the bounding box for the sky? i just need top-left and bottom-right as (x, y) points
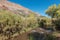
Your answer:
(9, 0), (60, 16)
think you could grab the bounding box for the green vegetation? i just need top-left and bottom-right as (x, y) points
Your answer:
(0, 4), (60, 40)
(29, 4), (60, 40)
(46, 4), (60, 18)
(46, 4), (60, 31)
(0, 9), (39, 40)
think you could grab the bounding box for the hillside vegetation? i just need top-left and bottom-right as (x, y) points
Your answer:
(0, 1), (60, 40)
(0, 9), (40, 40)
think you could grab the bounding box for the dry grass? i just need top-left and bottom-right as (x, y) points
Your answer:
(52, 31), (60, 37)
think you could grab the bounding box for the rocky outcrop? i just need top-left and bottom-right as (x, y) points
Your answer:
(0, 0), (33, 15)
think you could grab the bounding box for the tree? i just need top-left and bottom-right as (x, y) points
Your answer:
(46, 4), (60, 18)
(46, 4), (57, 18)
(46, 4), (60, 31)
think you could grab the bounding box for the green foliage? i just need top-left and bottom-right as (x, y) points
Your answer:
(46, 4), (60, 18)
(46, 4), (60, 31)
(1, 4), (60, 40)
(45, 34), (56, 40)
(0, 9), (40, 40)
(29, 32), (56, 40)
(52, 18), (60, 30)
(38, 17), (52, 29)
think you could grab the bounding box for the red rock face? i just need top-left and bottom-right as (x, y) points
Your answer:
(0, 0), (40, 16)
(0, 0), (31, 15)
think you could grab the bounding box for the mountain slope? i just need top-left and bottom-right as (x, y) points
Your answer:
(0, 0), (40, 16)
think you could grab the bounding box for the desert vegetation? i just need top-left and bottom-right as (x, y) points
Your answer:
(0, 4), (60, 40)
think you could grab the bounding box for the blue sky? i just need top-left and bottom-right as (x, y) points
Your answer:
(9, 0), (60, 16)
